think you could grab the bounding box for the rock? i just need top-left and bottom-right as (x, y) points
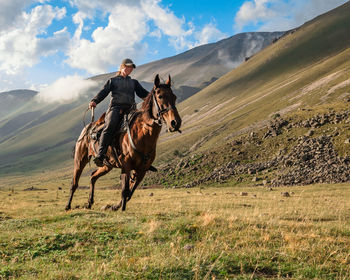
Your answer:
(305, 129), (314, 137)
(183, 244), (194, 251)
(252, 177), (259, 182)
(282, 192), (290, 197)
(241, 192), (248, 196)
(101, 204), (111, 211)
(149, 193), (154, 197)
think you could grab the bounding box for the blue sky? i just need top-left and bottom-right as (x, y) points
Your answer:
(0, 0), (348, 93)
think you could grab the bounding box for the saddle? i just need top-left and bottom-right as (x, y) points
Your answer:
(88, 110), (140, 167)
(90, 110), (138, 142)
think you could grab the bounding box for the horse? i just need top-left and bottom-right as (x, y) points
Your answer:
(65, 74), (182, 211)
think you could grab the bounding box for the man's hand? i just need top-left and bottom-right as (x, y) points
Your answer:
(89, 101), (97, 109)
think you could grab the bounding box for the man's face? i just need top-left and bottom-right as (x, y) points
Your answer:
(121, 65), (134, 76)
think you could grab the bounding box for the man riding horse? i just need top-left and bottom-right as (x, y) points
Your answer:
(65, 59), (182, 211)
(89, 58), (148, 167)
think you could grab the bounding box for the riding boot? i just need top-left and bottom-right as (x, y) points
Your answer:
(94, 107), (121, 167)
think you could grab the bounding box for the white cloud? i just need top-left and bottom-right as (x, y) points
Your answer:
(194, 23), (226, 46)
(234, 0), (278, 31)
(0, 5), (68, 74)
(36, 75), (98, 103)
(0, 0), (31, 31)
(66, 0), (196, 73)
(234, 0), (348, 32)
(141, 0), (187, 38)
(67, 3), (149, 74)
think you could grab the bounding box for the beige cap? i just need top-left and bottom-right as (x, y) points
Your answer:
(121, 58), (136, 68)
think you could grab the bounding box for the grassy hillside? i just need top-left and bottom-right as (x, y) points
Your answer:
(95, 32), (284, 100)
(0, 31), (282, 177)
(1, 2), (350, 183)
(0, 90), (37, 120)
(153, 1), (350, 163)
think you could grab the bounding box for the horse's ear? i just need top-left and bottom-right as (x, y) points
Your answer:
(154, 74), (160, 88)
(166, 75), (171, 86)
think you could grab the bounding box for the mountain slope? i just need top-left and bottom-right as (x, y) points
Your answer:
(92, 32), (284, 101)
(0, 31), (283, 175)
(0, 90), (37, 120)
(152, 1), (350, 161)
(2, 1), (350, 178)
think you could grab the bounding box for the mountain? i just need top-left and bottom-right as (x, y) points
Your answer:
(0, 31), (283, 175)
(2, 0), (350, 180)
(92, 32), (285, 102)
(153, 1), (350, 159)
(144, 2), (350, 180)
(0, 90), (37, 119)
(141, 1), (350, 187)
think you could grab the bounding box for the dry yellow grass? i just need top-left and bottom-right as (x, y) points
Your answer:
(1, 180), (350, 279)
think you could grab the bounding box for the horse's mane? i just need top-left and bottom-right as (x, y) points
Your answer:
(140, 89), (153, 113)
(139, 84), (171, 122)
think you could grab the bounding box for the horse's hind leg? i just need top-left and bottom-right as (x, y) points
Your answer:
(87, 165), (112, 209)
(65, 156), (89, 210)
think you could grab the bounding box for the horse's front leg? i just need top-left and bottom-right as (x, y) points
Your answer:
(120, 172), (130, 211)
(110, 171), (131, 212)
(127, 170), (146, 201)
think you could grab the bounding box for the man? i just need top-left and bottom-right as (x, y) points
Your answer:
(89, 58), (149, 167)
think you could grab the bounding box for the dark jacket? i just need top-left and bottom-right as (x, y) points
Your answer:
(91, 75), (149, 108)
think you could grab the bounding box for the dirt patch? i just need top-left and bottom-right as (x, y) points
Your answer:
(328, 78), (350, 94)
(101, 184), (164, 190)
(23, 186), (48, 191)
(301, 71), (342, 94)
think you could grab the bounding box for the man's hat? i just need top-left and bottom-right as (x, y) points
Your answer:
(121, 58), (136, 68)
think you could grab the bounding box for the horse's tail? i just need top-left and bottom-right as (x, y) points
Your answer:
(72, 123), (93, 159)
(71, 143), (76, 159)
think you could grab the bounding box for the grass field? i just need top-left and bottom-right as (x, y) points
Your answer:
(1, 179), (350, 279)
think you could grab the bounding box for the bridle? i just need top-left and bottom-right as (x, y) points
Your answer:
(125, 86), (178, 167)
(151, 86), (177, 126)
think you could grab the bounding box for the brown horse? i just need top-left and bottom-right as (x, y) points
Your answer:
(65, 74), (181, 211)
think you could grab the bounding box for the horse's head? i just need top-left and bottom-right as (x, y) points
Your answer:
(152, 74), (182, 132)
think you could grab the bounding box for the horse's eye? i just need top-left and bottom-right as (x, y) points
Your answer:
(158, 95), (163, 99)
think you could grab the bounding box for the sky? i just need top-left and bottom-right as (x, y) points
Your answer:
(0, 0), (348, 95)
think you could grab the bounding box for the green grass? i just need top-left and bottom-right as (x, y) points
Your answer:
(1, 181), (350, 279)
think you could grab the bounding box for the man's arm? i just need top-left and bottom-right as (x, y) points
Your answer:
(91, 79), (112, 105)
(134, 80), (149, 99)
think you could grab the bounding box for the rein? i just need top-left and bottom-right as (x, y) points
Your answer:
(151, 88), (175, 125)
(126, 87), (174, 166)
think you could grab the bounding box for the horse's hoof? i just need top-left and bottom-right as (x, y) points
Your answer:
(65, 206), (71, 211)
(101, 204), (112, 211)
(148, 165), (158, 172)
(111, 204), (121, 211)
(83, 203), (92, 209)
